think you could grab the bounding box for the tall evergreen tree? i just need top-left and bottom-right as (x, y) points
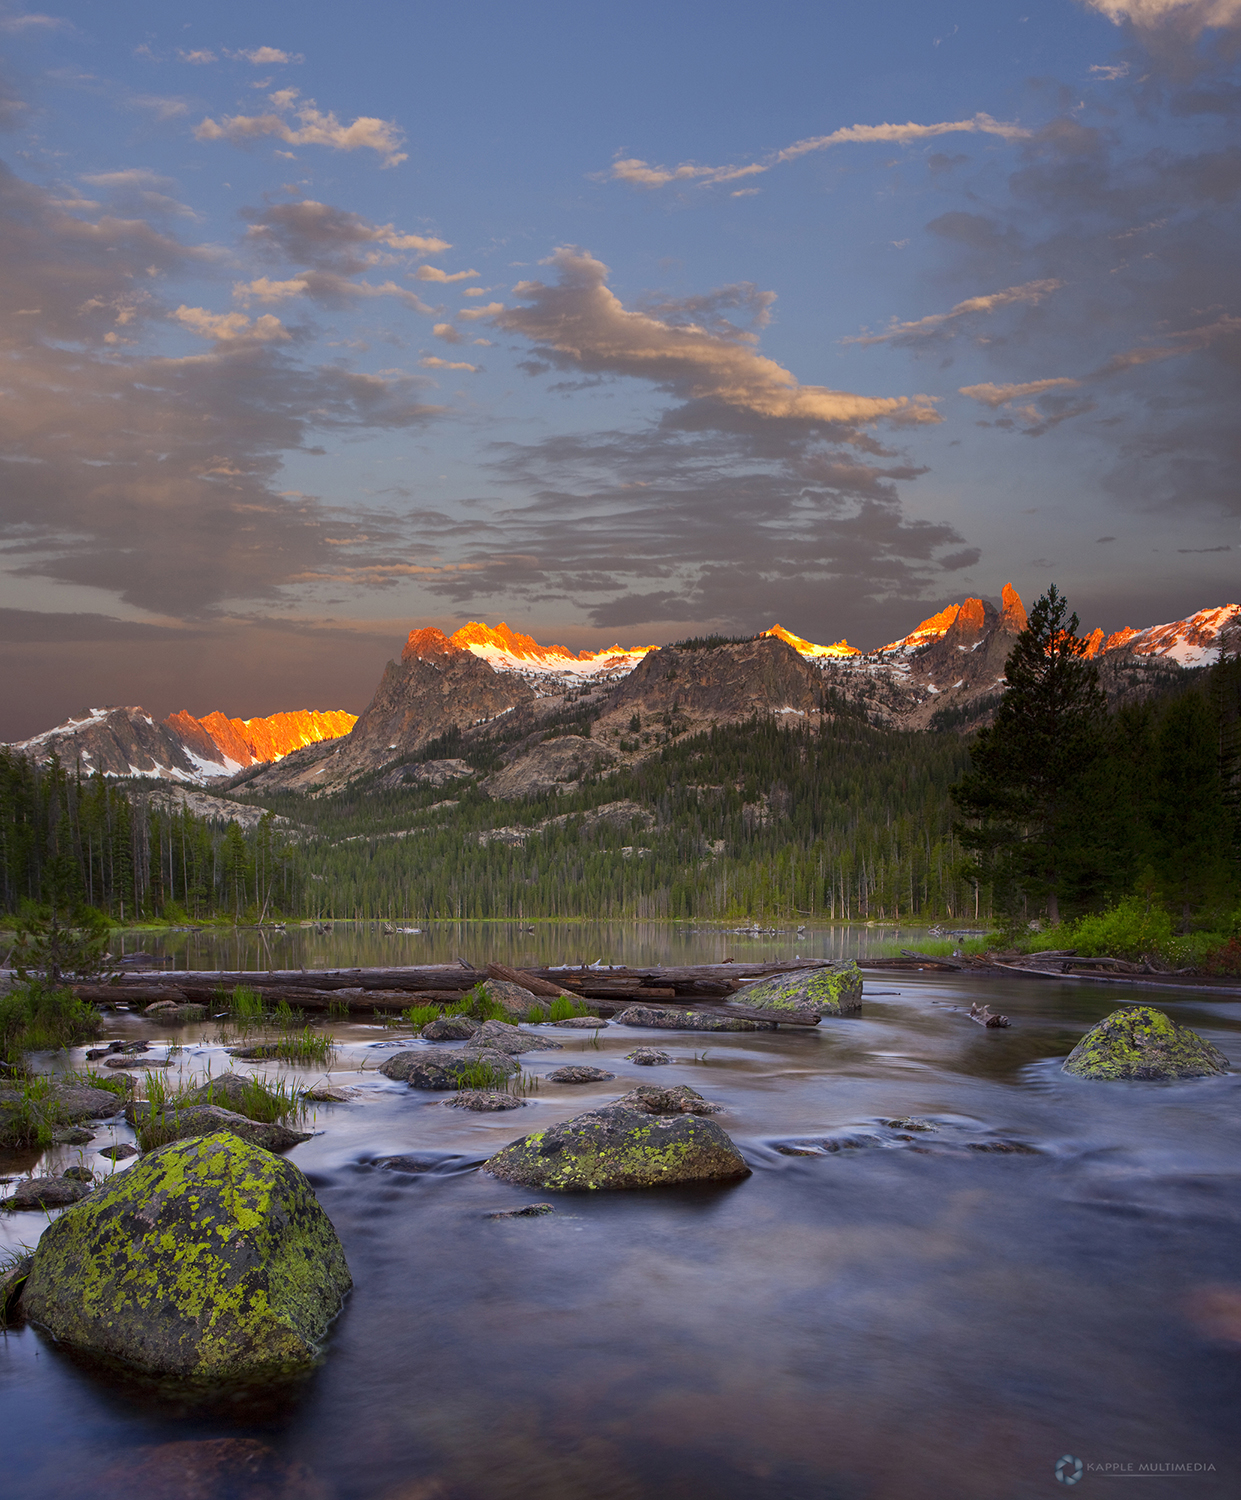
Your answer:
(1147, 691), (1233, 929)
(952, 585), (1108, 925)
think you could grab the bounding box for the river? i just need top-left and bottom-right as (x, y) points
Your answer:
(2, 923), (1239, 1499)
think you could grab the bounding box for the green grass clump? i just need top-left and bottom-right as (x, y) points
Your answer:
(0, 1073), (59, 1147)
(274, 1028), (335, 1065)
(455, 1059), (510, 1091)
(63, 1067), (131, 1099)
(402, 1003), (439, 1028)
(547, 995), (593, 1022)
(524, 1004), (547, 1024)
(224, 985), (265, 1021)
(0, 981), (101, 1064)
(138, 1067), (304, 1149)
(460, 984), (511, 1022)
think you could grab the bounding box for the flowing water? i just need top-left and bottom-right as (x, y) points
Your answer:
(2, 924), (1240, 1499)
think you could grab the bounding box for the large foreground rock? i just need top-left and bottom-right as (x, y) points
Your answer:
(483, 1104), (749, 1191)
(379, 1046), (518, 1089)
(22, 1131), (351, 1377)
(613, 1004), (773, 1032)
(739, 962), (862, 1016)
(1062, 1005), (1229, 1080)
(138, 1103), (311, 1153)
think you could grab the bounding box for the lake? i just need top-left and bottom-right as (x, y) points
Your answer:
(2, 924), (1239, 1499)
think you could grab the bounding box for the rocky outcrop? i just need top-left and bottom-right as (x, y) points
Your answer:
(466, 1018), (559, 1055)
(420, 1013), (480, 1041)
(1062, 1005), (1229, 1080)
(483, 1102), (750, 1191)
(613, 1004), (773, 1032)
(21, 1131), (351, 1376)
(740, 962), (862, 1016)
(482, 736), (617, 799)
(477, 979), (542, 1018)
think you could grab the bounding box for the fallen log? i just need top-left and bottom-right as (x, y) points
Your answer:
(968, 1003), (1011, 1028)
(900, 949), (964, 969)
(486, 962), (573, 998)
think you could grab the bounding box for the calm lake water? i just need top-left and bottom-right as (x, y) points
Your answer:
(3, 924), (1240, 1499)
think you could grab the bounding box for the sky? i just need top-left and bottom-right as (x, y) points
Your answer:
(1, 0), (1239, 739)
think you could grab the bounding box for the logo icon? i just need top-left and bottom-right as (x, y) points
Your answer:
(1055, 1455), (1084, 1486)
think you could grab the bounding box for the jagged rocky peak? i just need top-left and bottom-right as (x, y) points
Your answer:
(402, 627), (461, 662)
(444, 619), (656, 684)
(761, 624), (859, 659)
(1000, 582), (1028, 634)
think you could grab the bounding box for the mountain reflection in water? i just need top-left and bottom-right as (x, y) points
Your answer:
(2, 926), (1239, 1500)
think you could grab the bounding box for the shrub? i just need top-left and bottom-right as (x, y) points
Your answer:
(1064, 899), (1175, 961)
(0, 980), (102, 1063)
(1201, 937), (1241, 976)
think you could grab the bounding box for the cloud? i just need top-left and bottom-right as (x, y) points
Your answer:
(232, 46), (300, 65)
(126, 94), (191, 121)
(958, 377), (1082, 406)
(414, 265), (479, 283)
(177, 48), (217, 65)
(1083, 1), (1241, 31)
(172, 306), (291, 342)
(608, 113), (1031, 191)
(195, 94), (407, 166)
(432, 322), (462, 343)
(491, 247), (939, 434)
(0, 13), (70, 33)
(420, 355), (479, 371)
(1089, 62), (1132, 78)
(845, 280), (1064, 347)
(79, 168), (196, 217)
(233, 276), (310, 304)
(458, 300), (505, 321)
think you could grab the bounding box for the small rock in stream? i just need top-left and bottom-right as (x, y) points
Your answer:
(52, 1126), (95, 1145)
(486, 1203), (556, 1218)
(421, 1013), (480, 1041)
(444, 1090), (527, 1112)
(97, 1143), (139, 1161)
(61, 1166), (95, 1182)
(613, 1004), (773, 1032)
(1062, 1004), (1228, 1080)
(881, 1117), (937, 1132)
(466, 1019), (561, 1056)
(613, 1083), (723, 1115)
(552, 1016), (609, 1029)
(380, 1046), (519, 1089)
(547, 1065), (615, 1083)
(626, 1048), (670, 1066)
(2, 1175), (95, 1210)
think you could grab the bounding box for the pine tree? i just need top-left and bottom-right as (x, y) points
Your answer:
(952, 585), (1108, 926)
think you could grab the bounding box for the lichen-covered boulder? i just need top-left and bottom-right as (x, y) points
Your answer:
(480, 978), (541, 1018)
(420, 1013), (480, 1041)
(21, 1131), (351, 1377)
(466, 1019), (560, 1056)
(379, 1046), (518, 1089)
(137, 1103), (311, 1154)
(739, 962), (862, 1017)
(613, 1004), (772, 1032)
(546, 1065), (615, 1083)
(1062, 1005), (1229, 1080)
(483, 1104), (750, 1191)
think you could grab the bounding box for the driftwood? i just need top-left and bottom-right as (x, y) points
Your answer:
(485, 962), (573, 998)
(968, 1003), (1010, 1029)
(900, 949), (964, 969)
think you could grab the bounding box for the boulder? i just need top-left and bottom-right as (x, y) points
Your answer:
(420, 1013), (480, 1041)
(738, 962), (862, 1016)
(379, 1046), (518, 1089)
(98, 1142), (139, 1160)
(444, 1091), (526, 1112)
(1062, 1005), (1229, 1080)
(21, 1131), (351, 1376)
(177, 1072), (282, 1119)
(479, 978), (541, 1018)
(52, 1126), (95, 1145)
(301, 1083), (357, 1103)
(626, 1048), (670, 1066)
(612, 1083), (723, 1115)
(613, 1004), (773, 1032)
(2, 1175), (95, 1211)
(137, 1103), (311, 1154)
(483, 1103), (750, 1191)
(467, 1019), (561, 1056)
(105, 1054), (174, 1069)
(552, 1016), (609, 1029)
(1, 1252), (32, 1324)
(546, 1065), (615, 1084)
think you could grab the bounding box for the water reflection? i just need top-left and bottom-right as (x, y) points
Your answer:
(3, 939), (1240, 1499)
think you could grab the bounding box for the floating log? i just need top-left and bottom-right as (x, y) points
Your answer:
(968, 1003), (1011, 1028)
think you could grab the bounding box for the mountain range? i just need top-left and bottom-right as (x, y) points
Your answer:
(6, 592), (1238, 793)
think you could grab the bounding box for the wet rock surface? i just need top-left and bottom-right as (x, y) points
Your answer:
(739, 962), (863, 1016)
(478, 978), (542, 1018)
(21, 1131), (352, 1377)
(2, 1174), (95, 1210)
(613, 1083), (723, 1115)
(420, 1013), (480, 1041)
(379, 1046), (519, 1089)
(483, 1102), (750, 1191)
(91, 1436), (326, 1500)
(137, 1103), (311, 1154)
(444, 1090), (527, 1111)
(1062, 1004), (1229, 1080)
(626, 1047), (670, 1065)
(486, 1203), (556, 1219)
(466, 1018), (560, 1055)
(547, 1065), (616, 1083)
(613, 1004), (773, 1032)
(97, 1142), (139, 1160)
(551, 1016), (609, 1029)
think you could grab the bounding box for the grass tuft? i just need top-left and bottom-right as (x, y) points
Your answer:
(402, 1003), (439, 1028)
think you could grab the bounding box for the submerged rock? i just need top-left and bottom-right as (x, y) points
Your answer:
(467, 1019), (561, 1056)
(136, 1103), (311, 1154)
(738, 962), (863, 1017)
(881, 1117), (937, 1132)
(626, 1048), (670, 1066)
(379, 1046), (518, 1089)
(444, 1090), (526, 1112)
(483, 1104), (750, 1192)
(613, 1004), (772, 1032)
(2, 1175), (95, 1211)
(486, 1203), (555, 1218)
(93, 1437), (323, 1500)
(301, 1083), (357, 1103)
(21, 1131), (351, 1377)
(547, 1065), (615, 1084)
(612, 1083), (723, 1115)
(1062, 1005), (1229, 1080)
(420, 1013), (480, 1041)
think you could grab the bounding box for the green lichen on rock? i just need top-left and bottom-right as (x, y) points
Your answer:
(740, 963), (863, 1017)
(1062, 1005), (1229, 1081)
(21, 1130), (351, 1377)
(483, 1103), (750, 1191)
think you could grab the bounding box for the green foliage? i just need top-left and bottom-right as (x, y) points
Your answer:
(274, 1028), (335, 1065)
(0, 980), (102, 1063)
(142, 1069), (303, 1135)
(1038, 898), (1175, 961)
(548, 995), (591, 1021)
(953, 585), (1109, 929)
(401, 1002), (439, 1028)
(227, 985), (264, 1021)
(668, 634), (755, 650)
(524, 1003), (547, 1023)
(455, 1059), (510, 1091)
(0, 1072), (58, 1146)
(11, 899), (110, 986)
(461, 983), (510, 1021)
